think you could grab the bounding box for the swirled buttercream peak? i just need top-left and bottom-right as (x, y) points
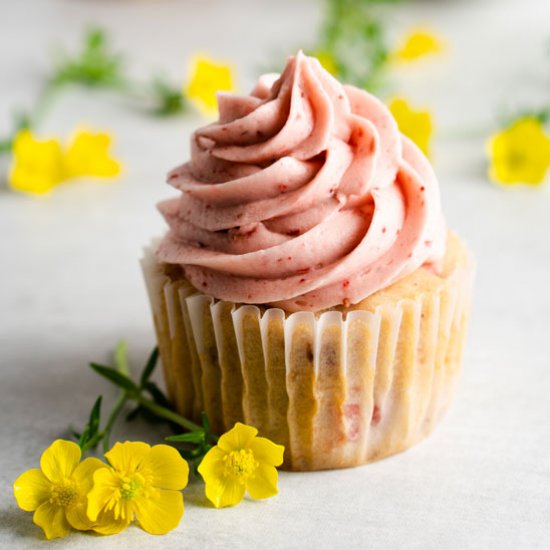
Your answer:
(157, 52), (446, 312)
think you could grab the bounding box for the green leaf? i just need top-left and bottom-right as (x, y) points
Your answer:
(86, 27), (105, 50)
(166, 431), (205, 444)
(151, 76), (186, 116)
(140, 347), (159, 388)
(51, 26), (125, 89)
(90, 363), (138, 393)
(78, 427), (91, 448)
(144, 381), (170, 408)
(114, 340), (129, 376)
(88, 395), (102, 437)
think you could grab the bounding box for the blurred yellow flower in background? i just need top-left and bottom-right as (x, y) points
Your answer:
(64, 130), (121, 179)
(487, 117), (550, 185)
(185, 55), (235, 115)
(13, 440), (106, 540)
(9, 130), (65, 195)
(311, 50), (338, 75)
(198, 422), (284, 509)
(394, 28), (445, 62)
(87, 441), (189, 535)
(388, 97), (434, 156)
(8, 128), (121, 196)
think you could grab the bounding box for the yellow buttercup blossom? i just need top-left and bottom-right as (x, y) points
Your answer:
(388, 97), (434, 157)
(487, 117), (550, 185)
(311, 50), (338, 75)
(87, 441), (189, 535)
(198, 422), (284, 508)
(9, 130), (65, 195)
(64, 129), (121, 179)
(394, 28), (445, 62)
(8, 128), (121, 196)
(185, 55), (235, 115)
(13, 440), (106, 539)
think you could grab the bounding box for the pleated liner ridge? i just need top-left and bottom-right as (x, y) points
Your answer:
(141, 244), (474, 471)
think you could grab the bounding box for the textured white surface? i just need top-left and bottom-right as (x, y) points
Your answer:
(1, 0), (550, 548)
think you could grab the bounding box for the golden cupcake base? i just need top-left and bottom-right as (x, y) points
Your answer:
(141, 232), (474, 471)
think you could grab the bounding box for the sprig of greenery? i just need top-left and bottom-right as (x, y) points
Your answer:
(73, 341), (131, 452)
(314, 0), (402, 93)
(0, 27), (186, 158)
(51, 27), (125, 88)
(73, 341), (217, 464)
(166, 412), (218, 470)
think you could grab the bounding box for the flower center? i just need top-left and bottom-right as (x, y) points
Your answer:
(119, 475), (144, 500)
(223, 449), (258, 482)
(50, 482), (78, 507)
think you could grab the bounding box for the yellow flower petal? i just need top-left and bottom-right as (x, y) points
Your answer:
(142, 444), (189, 491)
(199, 424), (284, 507)
(197, 446), (226, 480)
(66, 457), (106, 531)
(91, 509), (131, 536)
(8, 130), (65, 195)
(63, 129), (121, 180)
(185, 55), (235, 116)
(249, 437), (285, 467)
(205, 475), (246, 508)
(104, 441), (151, 473)
(246, 463), (279, 500)
(39, 440), (81, 484)
(13, 468), (51, 512)
(65, 503), (93, 533)
(87, 467), (120, 522)
(487, 117), (550, 185)
(394, 28), (445, 62)
(72, 457), (107, 489)
(89, 441), (187, 534)
(388, 97), (433, 157)
(217, 422), (258, 453)
(33, 501), (71, 540)
(134, 490), (184, 535)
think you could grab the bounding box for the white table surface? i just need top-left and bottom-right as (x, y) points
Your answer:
(1, 0), (550, 548)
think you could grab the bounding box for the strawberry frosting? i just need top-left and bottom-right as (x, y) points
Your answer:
(156, 52), (446, 312)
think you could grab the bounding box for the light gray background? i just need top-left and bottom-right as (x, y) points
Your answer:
(1, 0), (549, 548)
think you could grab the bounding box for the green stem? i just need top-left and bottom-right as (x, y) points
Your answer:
(134, 394), (203, 433)
(101, 392), (128, 453)
(0, 139), (12, 154)
(0, 80), (62, 158)
(31, 81), (61, 128)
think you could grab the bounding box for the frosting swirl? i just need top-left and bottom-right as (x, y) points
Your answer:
(157, 52), (446, 312)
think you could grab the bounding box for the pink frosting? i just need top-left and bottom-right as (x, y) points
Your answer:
(157, 52), (446, 312)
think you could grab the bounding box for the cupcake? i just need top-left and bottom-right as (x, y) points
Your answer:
(141, 52), (474, 471)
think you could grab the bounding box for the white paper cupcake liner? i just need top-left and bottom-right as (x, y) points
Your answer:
(141, 240), (474, 471)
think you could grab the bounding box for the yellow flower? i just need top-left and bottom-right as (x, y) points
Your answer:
(64, 129), (121, 180)
(487, 117), (550, 185)
(87, 442), (189, 535)
(8, 128), (121, 196)
(311, 50), (338, 75)
(185, 55), (235, 115)
(388, 97), (434, 157)
(394, 28), (445, 62)
(13, 440), (106, 540)
(198, 423), (284, 508)
(8, 130), (65, 195)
